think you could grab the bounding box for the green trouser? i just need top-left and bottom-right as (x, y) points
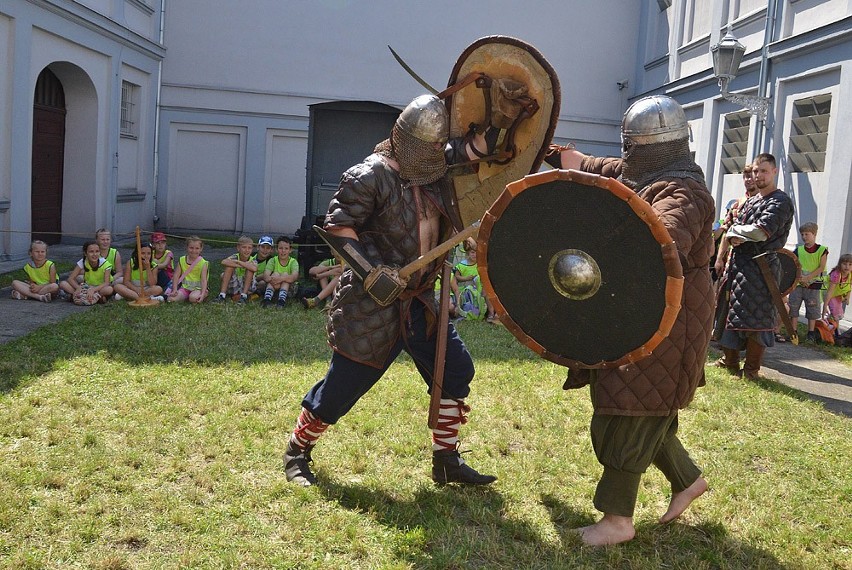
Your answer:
(590, 413), (702, 517)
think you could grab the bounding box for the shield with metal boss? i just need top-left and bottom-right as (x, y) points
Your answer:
(477, 169), (684, 369)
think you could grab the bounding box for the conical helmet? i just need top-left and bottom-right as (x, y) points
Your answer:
(396, 95), (449, 145)
(621, 95), (689, 146)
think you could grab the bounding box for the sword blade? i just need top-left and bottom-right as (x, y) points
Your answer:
(387, 45), (439, 95)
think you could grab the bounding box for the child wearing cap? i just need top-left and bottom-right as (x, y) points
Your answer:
(253, 235), (276, 293)
(212, 235), (257, 304)
(151, 232), (174, 291)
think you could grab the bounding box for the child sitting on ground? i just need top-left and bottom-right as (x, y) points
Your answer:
(788, 222), (829, 343)
(261, 235), (299, 307)
(60, 241), (114, 305)
(253, 235), (276, 293)
(822, 253), (852, 333)
(168, 236), (209, 304)
(302, 256), (343, 309)
(212, 235), (257, 304)
(151, 232), (174, 292)
(453, 238), (496, 322)
(11, 240), (59, 302)
(95, 228), (123, 285)
(113, 242), (164, 301)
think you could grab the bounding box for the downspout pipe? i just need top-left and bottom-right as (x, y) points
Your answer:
(152, 0), (165, 226)
(752, 0), (779, 158)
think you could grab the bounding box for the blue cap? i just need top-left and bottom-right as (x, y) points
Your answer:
(258, 236), (274, 246)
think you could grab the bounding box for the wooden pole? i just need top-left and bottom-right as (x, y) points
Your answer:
(128, 226), (159, 307)
(427, 260), (453, 429)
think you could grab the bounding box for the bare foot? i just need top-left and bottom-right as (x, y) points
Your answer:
(659, 476), (708, 523)
(575, 513), (635, 546)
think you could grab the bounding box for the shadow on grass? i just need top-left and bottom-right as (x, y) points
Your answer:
(0, 296), (537, 395)
(312, 477), (785, 568)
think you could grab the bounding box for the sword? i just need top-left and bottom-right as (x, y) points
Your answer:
(314, 222), (480, 284)
(753, 251), (799, 345)
(388, 45), (439, 95)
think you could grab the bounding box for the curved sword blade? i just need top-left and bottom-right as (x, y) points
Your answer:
(387, 45), (439, 95)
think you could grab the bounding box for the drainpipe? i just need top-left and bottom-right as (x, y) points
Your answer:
(152, 0), (166, 227)
(751, 0), (779, 158)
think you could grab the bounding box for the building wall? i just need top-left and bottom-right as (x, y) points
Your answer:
(157, 0), (642, 236)
(640, 0), (852, 318)
(0, 0), (163, 260)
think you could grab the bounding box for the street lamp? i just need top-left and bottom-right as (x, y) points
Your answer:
(710, 30), (770, 121)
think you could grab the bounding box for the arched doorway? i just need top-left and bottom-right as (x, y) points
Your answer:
(31, 67), (66, 244)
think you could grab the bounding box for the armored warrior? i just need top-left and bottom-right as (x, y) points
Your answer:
(282, 95), (498, 487)
(548, 95), (716, 545)
(716, 153), (794, 377)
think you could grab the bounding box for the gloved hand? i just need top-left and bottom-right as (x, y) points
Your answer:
(364, 265), (409, 306)
(490, 78), (529, 129)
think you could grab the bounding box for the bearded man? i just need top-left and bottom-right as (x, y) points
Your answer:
(717, 153), (794, 378)
(548, 95), (715, 545)
(282, 95), (497, 487)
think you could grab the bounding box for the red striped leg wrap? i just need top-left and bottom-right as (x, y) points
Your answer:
(291, 408), (330, 450)
(431, 398), (470, 451)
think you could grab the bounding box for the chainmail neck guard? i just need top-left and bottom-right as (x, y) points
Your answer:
(374, 125), (447, 187)
(621, 138), (706, 191)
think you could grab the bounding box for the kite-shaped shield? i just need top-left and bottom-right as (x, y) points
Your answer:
(445, 36), (560, 229)
(776, 248), (801, 296)
(478, 170), (684, 369)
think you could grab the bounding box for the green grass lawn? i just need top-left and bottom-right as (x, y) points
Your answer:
(0, 295), (850, 569)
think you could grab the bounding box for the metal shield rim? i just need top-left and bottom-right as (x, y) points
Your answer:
(477, 169), (684, 369)
(776, 247), (802, 296)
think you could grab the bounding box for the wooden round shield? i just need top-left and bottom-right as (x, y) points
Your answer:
(445, 36), (560, 228)
(776, 248), (801, 296)
(478, 170), (684, 369)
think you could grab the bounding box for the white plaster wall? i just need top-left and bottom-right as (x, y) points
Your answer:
(265, 130), (308, 234)
(160, 0), (640, 140)
(31, 28), (110, 240)
(166, 124), (246, 231)
(0, 14), (11, 256)
(782, 0), (850, 37)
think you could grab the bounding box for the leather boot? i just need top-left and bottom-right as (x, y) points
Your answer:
(713, 348), (741, 374)
(742, 339), (765, 380)
(431, 449), (497, 486)
(283, 441), (316, 486)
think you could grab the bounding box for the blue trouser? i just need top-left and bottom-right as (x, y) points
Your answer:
(302, 298), (475, 424)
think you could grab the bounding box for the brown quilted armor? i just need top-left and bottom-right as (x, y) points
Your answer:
(323, 153), (453, 368)
(564, 156), (716, 416)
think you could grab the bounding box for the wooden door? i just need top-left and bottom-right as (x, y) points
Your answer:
(31, 69), (66, 244)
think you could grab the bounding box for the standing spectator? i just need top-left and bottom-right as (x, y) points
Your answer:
(10, 240), (59, 302)
(788, 222), (829, 343)
(716, 153), (795, 378)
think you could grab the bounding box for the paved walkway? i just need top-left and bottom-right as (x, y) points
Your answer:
(2, 242), (851, 417)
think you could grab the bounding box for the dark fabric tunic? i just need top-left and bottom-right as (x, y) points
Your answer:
(323, 153), (455, 368)
(565, 156), (716, 416)
(724, 189), (795, 331)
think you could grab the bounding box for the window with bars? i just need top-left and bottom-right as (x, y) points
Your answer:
(788, 94), (831, 173)
(720, 111), (750, 174)
(120, 81), (138, 137)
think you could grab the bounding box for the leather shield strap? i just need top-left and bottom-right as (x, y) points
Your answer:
(754, 252), (799, 345)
